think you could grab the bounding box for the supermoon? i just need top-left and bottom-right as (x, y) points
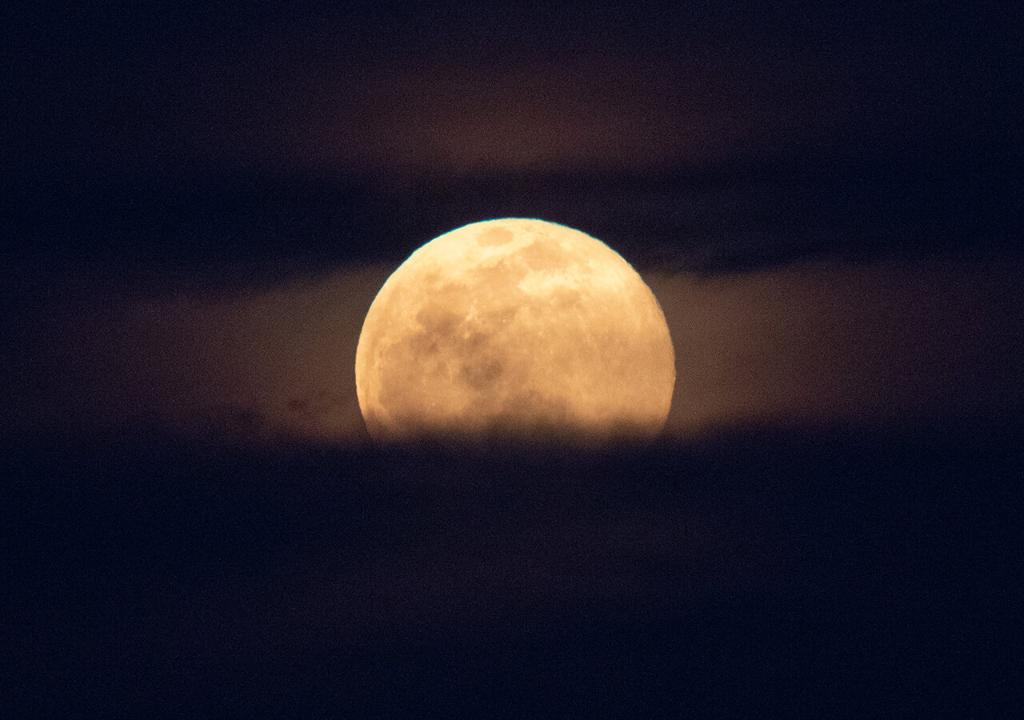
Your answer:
(355, 218), (675, 443)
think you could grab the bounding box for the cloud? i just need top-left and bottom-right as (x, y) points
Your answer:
(3, 266), (384, 444)
(651, 255), (1024, 433)
(5, 254), (1022, 445)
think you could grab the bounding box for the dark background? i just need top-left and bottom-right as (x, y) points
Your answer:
(3, 1), (1023, 716)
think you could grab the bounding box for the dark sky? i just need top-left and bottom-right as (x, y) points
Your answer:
(6, 2), (1021, 181)
(4, 2), (1020, 274)
(4, 7), (1023, 716)
(4, 1), (1023, 442)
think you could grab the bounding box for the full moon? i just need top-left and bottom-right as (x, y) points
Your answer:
(355, 218), (675, 443)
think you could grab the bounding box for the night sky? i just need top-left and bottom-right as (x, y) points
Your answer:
(3, 2), (1023, 716)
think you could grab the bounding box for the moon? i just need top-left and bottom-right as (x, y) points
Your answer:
(355, 218), (675, 443)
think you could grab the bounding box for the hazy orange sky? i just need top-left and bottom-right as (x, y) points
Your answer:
(6, 251), (1021, 445)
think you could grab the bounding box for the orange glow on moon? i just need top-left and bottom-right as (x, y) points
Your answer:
(355, 218), (675, 442)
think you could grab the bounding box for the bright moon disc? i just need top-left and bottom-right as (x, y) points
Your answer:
(355, 219), (675, 442)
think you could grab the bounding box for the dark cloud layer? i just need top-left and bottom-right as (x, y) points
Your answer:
(6, 426), (1021, 715)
